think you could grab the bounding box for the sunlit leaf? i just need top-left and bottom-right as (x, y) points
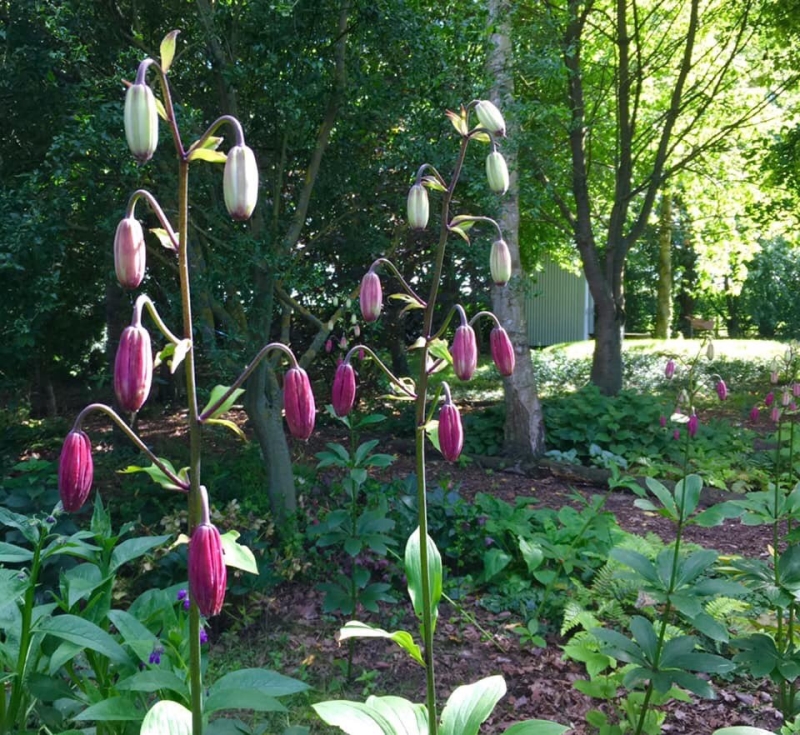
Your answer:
(160, 30), (180, 73)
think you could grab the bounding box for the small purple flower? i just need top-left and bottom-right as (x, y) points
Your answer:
(484, 537), (495, 547)
(148, 645), (163, 665)
(688, 414), (699, 438)
(183, 598), (191, 611)
(177, 589), (188, 601)
(766, 392), (775, 407)
(200, 628), (209, 645)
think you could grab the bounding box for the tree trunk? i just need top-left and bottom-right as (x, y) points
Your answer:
(590, 297), (624, 395)
(654, 190), (673, 338)
(487, 0), (545, 458)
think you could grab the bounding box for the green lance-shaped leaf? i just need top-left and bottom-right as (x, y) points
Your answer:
(502, 721), (570, 735)
(674, 473), (703, 520)
(74, 695), (144, 722)
(119, 458), (187, 492)
(405, 527), (443, 630)
(141, 700), (193, 735)
(712, 728), (778, 735)
(220, 529), (258, 574)
(39, 614), (128, 665)
(439, 675), (506, 735)
(364, 695), (428, 735)
(205, 667), (309, 714)
(159, 30), (180, 73)
(339, 621), (425, 666)
(202, 384), (246, 419)
(312, 700), (396, 734)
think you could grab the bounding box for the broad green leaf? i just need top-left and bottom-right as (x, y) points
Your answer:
(483, 548), (512, 582)
(312, 700), (395, 734)
(202, 385), (246, 420)
(150, 228), (178, 250)
(440, 675), (506, 735)
(503, 721), (570, 735)
(160, 30), (180, 73)
(168, 339), (192, 374)
(116, 669), (189, 697)
(208, 668), (309, 699)
(518, 537), (544, 573)
(74, 695), (143, 721)
(365, 695), (428, 735)
(220, 530), (258, 574)
(49, 639), (85, 675)
(674, 474), (702, 519)
(63, 563), (106, 609)
(107, 608), (158, 661)
(645, 477), (677, 518)
(204, 690), (286, 714)
(111, 535), (171, 573)
(426, 419), (441, 453)
(610, 548), (659, 586)
(39, 614), (128, 664)
(405, 528), (443, 629)
(187, 148), (228, 164)
(339, 621), (424, 666)
(713, 729), (777, 735)
(630, 616), (658, 662)
(0, 541), (33, 563)
(0, 568), (29, 601)
(119, 459), (184, 492)
(141, 700), (192, 735)
(0, 507), (39, 543)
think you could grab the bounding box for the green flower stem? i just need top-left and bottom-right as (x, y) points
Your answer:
(135, 294), (183, 345)
(4, 529), (44, 734)
(126, 189), (180, 251)
(414, 132), (471, 735)
(176, 155), (204, 735)
(74, 403), (188, 490)
(342, 345), (416, 400)
(371, 257), (427, 307)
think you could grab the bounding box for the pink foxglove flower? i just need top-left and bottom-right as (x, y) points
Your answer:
(688, 413), (699, 438)
(749, 405), (759, 422)
(665, 359), (676, 379)
(716, 380), (728, 401)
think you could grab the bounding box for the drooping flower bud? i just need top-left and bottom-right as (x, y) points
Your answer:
(659, 415), (667, 428)
(438, 402), (464, 462)
(716, 379), (728, 401)
(490, 326), (515, 377)
(665, 359), (676, 379)
(114, 325), (153, 412)
(188, 518), (227, 618)
(749, 405), (760, 422)
(490, 239), (512, 286)
(124, 82), (159, 163)
(765, 392), (775, 407)
(486, 151), (509, 195)
(475, 100), (506, 137)
(58, 430), (93, 512)
(793, 383), (800, 398)
(673, 429), (681, 441)
(783, 388), (792, 407)
(407, 183), (429, 230)
(360, 270), (382, 323)
(325, 339), (333, 353)
(706, 341), (715, 360)
(332, 362), (357, 417)
(114, 217), (146, 290)
(688, 413), (699, 438)
(284, 366), (315, 440)
(772, 406), (781, 423)
(451, 324), (478, 381)
(223, 144), (259, 220)
(771, 370), (780, 385)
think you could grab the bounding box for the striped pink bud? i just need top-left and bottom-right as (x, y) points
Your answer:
(439, 403), (464, 462)
(332, 362), (356, 417)
(665, 359), (676, 379)
(750, 405), (760, 422)
(360, 270), (382, 323)
(490, 239), (512, 286)
(490, 326), (515, 376)
(188, 522), (227, 617)
(58, 430), (93, 512)
(114, 217), (146, 289)
(284, 367), (315, 440)
(688, 413), (699, 438)
(716, 379), (728, 401)
(451, 324), (478, 381)
(114, 325), (153, 412)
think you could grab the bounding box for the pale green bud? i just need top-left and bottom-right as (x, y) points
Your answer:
(124, 83), (159, 163)
(475, 100), (506, 137)
(407, 183), (429, 230)
(490, 239), (512, 286)
(224, 144), (259, 220)
(486, 151), (509, 195)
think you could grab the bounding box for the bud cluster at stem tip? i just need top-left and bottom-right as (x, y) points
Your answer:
(58, 430), (93, 512)
(284, 366), (316, 440)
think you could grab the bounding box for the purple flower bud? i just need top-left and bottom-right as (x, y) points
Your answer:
(794, 383), (800, 398)
(325, 339), (333, 353)
(749, 405), (760, 422)
(183, 598), (190, 611)
(490, 239), (512, 286)
(486, 151), (509, 195)
(148, 645), (163, 665)
(490, 326), (515, 377)
(332, 362), (357, 417)
(114, 217), (146, 290)
(124, 81), (159, 163)
(475, 100), (506, 137)
(665, 359), (676, 379)
(223, 144), (259, 220)
(339, 336), (348, 350)
(114, 324), (153, 412)
(177, 589), (188, 602)
(766, 392), (775, 407)
(771, 371), (779, 384)
(438, 402), (464, 462)
(188, 522), (227, 618)
(58, 430), (93, 512)
(360, 270), (382, 323)
(451, 324), (478, 381)
(673, 429), (681, 441)
(407, 183), (429, 230)
(358, 348), (366, 361)
(688, 413), (699, 438)
(284, 366), (315, 440)
(200, 628), (209, 645)
(659, 415), (667, 428)
(716, 380), (728, 401)
(772, 406), (781, 423)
